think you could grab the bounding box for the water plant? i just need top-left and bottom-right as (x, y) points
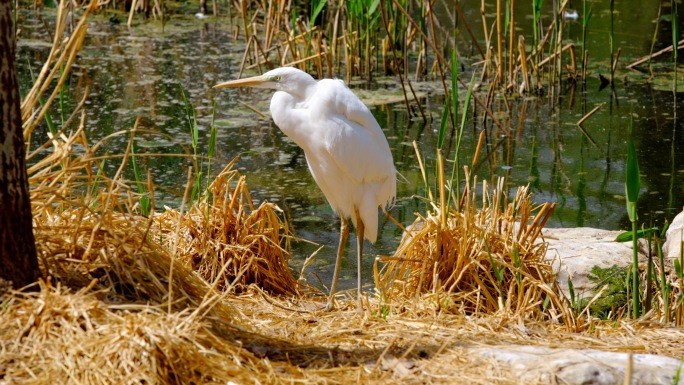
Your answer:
(672, 0), (679, 92)
(655, 234), (670, 323)
(625, 123), (640, 318)
(29, 64), (59, 139)
(580, 0), (592, 80)
(131, 132), (151, 216)
(180, 87), (203, 203)
(613, 137), (682, 322)
(205, 101), (219, 200)
(609, 0), (615, 83)
(531, 0), (543, 66)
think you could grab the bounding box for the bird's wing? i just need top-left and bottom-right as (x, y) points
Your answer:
(311, 79), (395, 186)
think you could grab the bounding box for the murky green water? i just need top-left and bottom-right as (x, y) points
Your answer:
(17, 2), (684, 291)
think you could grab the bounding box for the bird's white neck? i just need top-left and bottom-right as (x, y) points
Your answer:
(269, 90), (311, 149)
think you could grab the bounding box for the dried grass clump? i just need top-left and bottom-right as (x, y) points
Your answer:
(379, 176), (574, 326)
(0, 282), (273, 384)
(20, 0), (240, 315)
(153, 161), (300, 296)
(31, 197), (234, 316)
(28, 132), (299, 321)
(19, 120), (312, 382)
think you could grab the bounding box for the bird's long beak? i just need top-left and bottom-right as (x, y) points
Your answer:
(213, 75), (269, 89)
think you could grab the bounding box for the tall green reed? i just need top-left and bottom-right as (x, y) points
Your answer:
(581, 0), (592, 80)
(58, 64), (67, 127)
(27, 63), (58, 138)
(672, 0), (679, 92)
(532, 0), (543, 65)
(180, 87), (202, 203)
(205, 100), (218, 199)
(448, 68), (476, 210)
(346, 0), (381, 78)
(88, 158), (107, 207)
(609, 0), (616, 83)
(131, 139), (151, 216)
(655, 234), (670, 323)
(625, 122), (640, 318)
(180, 88), (220, 204)
(310, 0), (327, 27)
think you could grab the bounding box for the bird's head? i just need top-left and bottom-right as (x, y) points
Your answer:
(214, 67), (316, 97)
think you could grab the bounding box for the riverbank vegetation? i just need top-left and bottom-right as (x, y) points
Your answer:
(5, 0), (684, 382)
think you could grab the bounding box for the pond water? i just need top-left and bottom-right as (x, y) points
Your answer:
(17, 1), (684, 292)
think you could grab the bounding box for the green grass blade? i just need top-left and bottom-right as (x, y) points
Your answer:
(672, 0), (679, 91)
(88, 158), (106, 206)
(205, 100), (219, 199)
(568, 278), (576, 308)
(437, 98), (449, 150)
(614, 227), (658, 242)
(27, 61), (58, 138)
(625, 129), (640, 222)
(131, 141), (150, 216)
(447, 69), (475, 209)
(180, 87), (198, 152)
(452, 49), (458, 131)
(655, 230), (670, 326)
(310, 0), (328, 26)
(59, 63), (67, 127)
(624, 118), (641, 318)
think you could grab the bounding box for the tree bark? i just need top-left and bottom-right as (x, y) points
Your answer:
(0, 0), (41, 290)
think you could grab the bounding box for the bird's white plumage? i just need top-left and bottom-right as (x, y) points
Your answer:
(215, 67), (396, 309)
(261, 68), (396, 242)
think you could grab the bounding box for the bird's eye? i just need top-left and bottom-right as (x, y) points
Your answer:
(273, 75), (281, 81)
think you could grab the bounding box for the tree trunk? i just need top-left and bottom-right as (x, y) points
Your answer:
(0, 0), (41, 290)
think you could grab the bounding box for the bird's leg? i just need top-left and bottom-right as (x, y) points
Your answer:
(354, 208), (365, 313)
(326, 217), (349, 311)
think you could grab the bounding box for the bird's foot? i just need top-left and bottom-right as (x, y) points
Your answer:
(356, 297), (364, 315)
(324, 298), (335, 312)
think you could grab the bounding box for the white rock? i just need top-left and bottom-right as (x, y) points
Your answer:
(541, 227), (646, 299)
(473, 345), (684, 385)
(664, 209), (684, 261)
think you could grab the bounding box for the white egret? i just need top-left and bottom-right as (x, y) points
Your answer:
(214, 67), (396, 310)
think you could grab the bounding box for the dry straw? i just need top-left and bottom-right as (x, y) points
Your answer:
(378, 172), (574, 328)
(153, 160), (300, 296)
(0, 282), (274, 384)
